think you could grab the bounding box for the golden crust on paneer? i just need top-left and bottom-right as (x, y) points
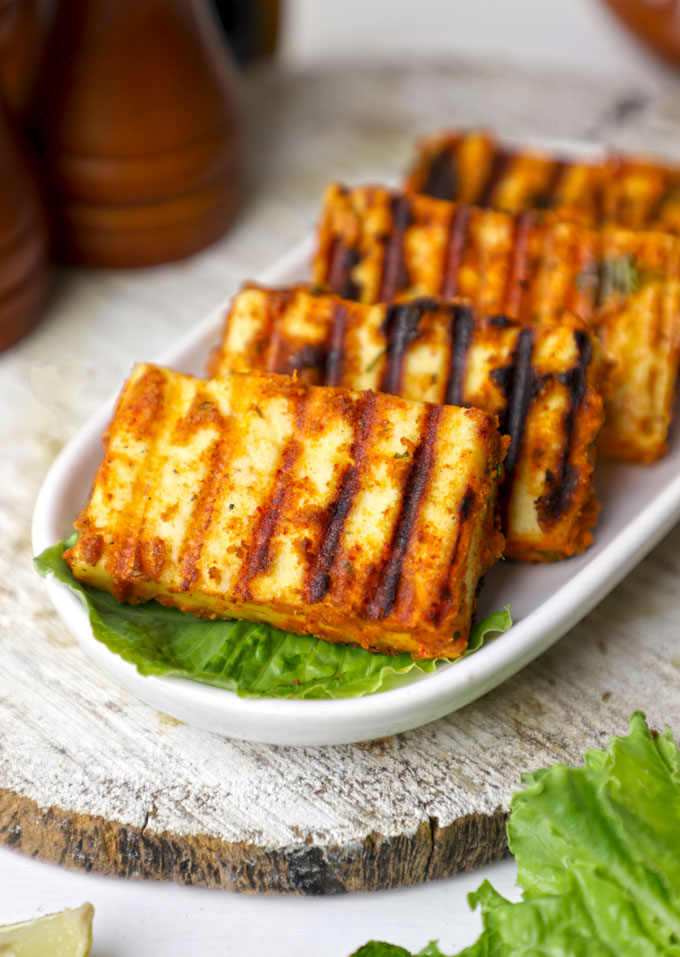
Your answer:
(405, 128), (680, 233)
(64, 364), (506, 660)
(314, 183), (680, 463)
(211, 285), (604, 562)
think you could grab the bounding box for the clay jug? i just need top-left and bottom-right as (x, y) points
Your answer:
(29, 0), (243, 267)
(0, 100), (50, 350)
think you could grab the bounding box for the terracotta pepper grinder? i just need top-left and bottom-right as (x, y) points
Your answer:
(28, 0), (243, 267)
(0, 0), (52, 122)
(0, 98), (50, 351)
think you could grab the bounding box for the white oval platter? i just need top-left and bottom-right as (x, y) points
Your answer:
(32, 226), (680, 746)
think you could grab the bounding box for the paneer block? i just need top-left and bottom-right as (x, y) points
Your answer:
(65, 364), (506, 659)
(405, 128), (680, 233)
(596, 227), (680, 461)
(314, 183), (680, 462)
(211, 285), (603, 562)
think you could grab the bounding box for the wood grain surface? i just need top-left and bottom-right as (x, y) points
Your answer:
(2, 62), (680, 894)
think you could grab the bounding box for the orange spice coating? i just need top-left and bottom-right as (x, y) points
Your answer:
(64, 365), (507, 659)
(405, 128), (680, 234)
(211, 285), (604, 563)
(313, 183), (680, 463)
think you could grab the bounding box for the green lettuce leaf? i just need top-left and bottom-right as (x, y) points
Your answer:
(351, 943), (448, 957)
(463, 606), (512, 658)
(350, 944), (414, 957)
(506, 710), (680, 954)
(351, 713), (680, 956)
(34, 541), (511, 701)
(459, 880), (618, 956)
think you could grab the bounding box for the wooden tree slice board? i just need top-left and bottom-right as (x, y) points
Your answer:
(3, 62), (680, 895)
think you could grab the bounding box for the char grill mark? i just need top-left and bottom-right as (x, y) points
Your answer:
(591, 171), (606, 227)
(533, 160), (566, 210)
(109, 367), (168, 591)
(304, 391), (378, 603)
(261, 291), (291, 371)
(476, 148), (512, 207)
(537, 331), (592, 523)
(503, 211), (535, 318)
(430, 484), (476, 626)
(378, 195), (413, 302)
(235, 393), (309, 600)
(117, 365), (168, 442)
(280, 343), (327, 379)
(407, 295), (440, 312)
(648, 175), (677, 225)
(177, 396), (231, 591)
(493, 328), (539, 519)
(422, 146), (458, 200)
(379, 302), (424, 395)
(443, 304), (475, 407)
(458, 486), (476, 523)
(440, 204), (472, 298)
(327, 241), (361, 300)
(324, 301), (349, 386)
(364, 404), (442, 620)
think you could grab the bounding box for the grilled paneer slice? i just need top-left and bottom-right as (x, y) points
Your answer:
(405, 129), (680, 233)
(314, 183), (680, 462)
(211, 285), (603, 562)
(596, 227), (680, 461)
(64, 364), (506, 659)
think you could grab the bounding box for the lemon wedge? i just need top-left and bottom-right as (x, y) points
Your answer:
(0, 903), (94, 956)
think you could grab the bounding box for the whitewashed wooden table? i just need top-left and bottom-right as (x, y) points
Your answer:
(3, 62), (680, 954)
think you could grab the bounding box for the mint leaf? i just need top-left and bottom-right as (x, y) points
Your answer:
(35, 541), (511, 700)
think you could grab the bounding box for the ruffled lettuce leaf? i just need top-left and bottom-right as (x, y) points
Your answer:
(463, 607), (511, 658)
(351, 713), (680, 956)
(458, 880), (618, 957)
(34, 541), (511, 700)
(505, 710), (680, 954)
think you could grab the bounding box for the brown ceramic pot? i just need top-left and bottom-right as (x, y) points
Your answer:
(29, 0), (244, 267)
(601, 0), (680, 68)
(0, 100), (50, 351)
(0, 0), (52, 120)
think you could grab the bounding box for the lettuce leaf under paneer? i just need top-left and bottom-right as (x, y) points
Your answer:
(35, 540), (511, 700)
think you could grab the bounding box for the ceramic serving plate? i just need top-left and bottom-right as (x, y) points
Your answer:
(33, 203), (680, 746)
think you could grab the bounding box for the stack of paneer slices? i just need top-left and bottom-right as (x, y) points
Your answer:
(65, 129), (680, 662)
